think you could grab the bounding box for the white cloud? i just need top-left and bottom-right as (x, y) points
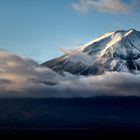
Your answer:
(0, 50), (140, 98)
(72, 0), (130, 13)
(59, 48), (74, 55)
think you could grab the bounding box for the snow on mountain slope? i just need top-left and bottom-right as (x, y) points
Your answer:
(42, 29), (140, 75)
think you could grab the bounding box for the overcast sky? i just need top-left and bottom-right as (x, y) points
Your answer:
(0, 0), (140, 63)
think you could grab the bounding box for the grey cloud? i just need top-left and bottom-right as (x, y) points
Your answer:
(2, 71), (140, 98)
(0, 50), (140, 98)
(0, 79), (12, 84)
(49, 72), (140, 98)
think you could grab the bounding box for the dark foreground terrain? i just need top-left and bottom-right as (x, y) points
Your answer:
(0, 96), (140, 138)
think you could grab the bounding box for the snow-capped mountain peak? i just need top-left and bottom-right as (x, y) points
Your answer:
(42, 29), (140, 75)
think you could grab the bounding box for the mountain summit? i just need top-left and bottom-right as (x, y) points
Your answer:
(42, 29), (140, 75)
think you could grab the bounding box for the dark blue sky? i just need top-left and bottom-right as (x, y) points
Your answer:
(0, 0), (140, 63)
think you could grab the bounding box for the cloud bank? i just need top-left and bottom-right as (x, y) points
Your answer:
(0, 50), (140, 98)
(72, 0), (139, 14)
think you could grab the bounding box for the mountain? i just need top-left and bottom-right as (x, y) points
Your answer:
(42, 29), (140, 76)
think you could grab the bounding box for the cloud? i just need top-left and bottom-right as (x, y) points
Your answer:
(72, 0), (133, 14)
(72, 0), (129, 13)
(0, 50), (78, 96)
(37, 72), (140, 98)
(59, 48), (93, 65)
(0, 50), (140, 98)
(59, 48), (74, 55)
(0, 79), (12, 85)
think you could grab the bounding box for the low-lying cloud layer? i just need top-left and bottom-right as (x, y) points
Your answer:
(0, 50), (140, 98)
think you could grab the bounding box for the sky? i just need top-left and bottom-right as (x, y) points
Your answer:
(0, 0), (140, 63)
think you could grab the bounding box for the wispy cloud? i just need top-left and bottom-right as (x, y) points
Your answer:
(72, 0), (137, 14)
